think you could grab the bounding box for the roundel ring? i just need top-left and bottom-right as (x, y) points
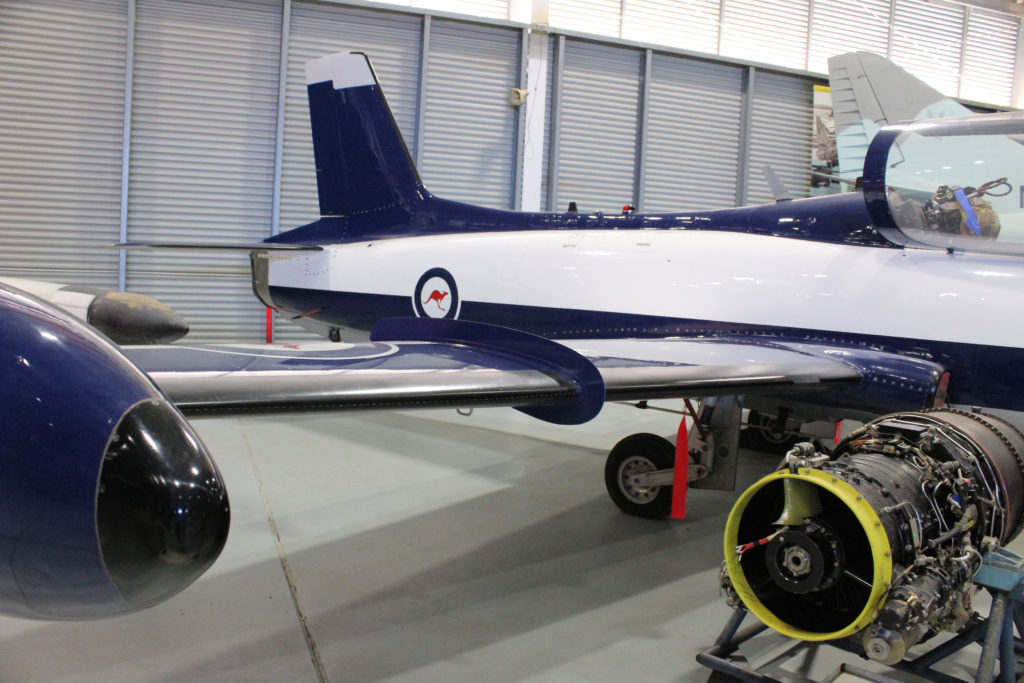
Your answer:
(413, 268), (460, 319)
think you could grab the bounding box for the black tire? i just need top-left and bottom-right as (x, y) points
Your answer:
(328, 327), (342, 342)
(742, 410), (799, 452)
(604, 433), (675, 519)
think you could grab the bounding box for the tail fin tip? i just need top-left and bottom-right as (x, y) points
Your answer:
(305, 52), (376, 90)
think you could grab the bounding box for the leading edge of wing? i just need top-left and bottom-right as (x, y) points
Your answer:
(572, 337), (945, 415)
(568, 337), (860, 401)
(126, 318), (941, 428)
(126, 318), (604, 425)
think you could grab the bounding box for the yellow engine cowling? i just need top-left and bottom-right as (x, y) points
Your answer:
(722, 409), (1024, 660)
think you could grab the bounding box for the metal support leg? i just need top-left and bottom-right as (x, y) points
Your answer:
(973, 548), (1024, 682)
(976, 593), (1006, 682)
(696, 607), (781, 682)
(700, 549), (1024, 683)
(999, 600), (1014, 682)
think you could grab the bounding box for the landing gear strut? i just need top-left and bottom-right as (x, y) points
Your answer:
(742, 409), (799, 452)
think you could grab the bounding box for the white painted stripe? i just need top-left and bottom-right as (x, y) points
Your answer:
(0, 276), (94, 323)
(49, 289), (95, 323)
(305, 52), (376, 89)
(0, 276), (65, 299)
(266, 230), (1024, 349)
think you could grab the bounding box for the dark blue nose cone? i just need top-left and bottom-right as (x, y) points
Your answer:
(96, 400), (229, 608)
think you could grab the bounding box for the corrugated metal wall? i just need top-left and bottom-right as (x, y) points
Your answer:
(746, 71), (814, 206)
(0, 0), (838, 342)
(555, 41), (642, 214)
(0, 0), (128, 287)
(621, 0), (720, 56)
(960, 7), (1020, 104)
(806, 0), (890, 74)
(890, 0), (964, 97)
(545, 0), (1021, 109)
(548, 0), (622, 38)
(642, 55), (744, 211)
(420, 19), (520, 208)
(720, 0), (810, 70)
(125, 0), (282, 341)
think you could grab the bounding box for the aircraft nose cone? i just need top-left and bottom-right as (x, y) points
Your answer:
(96, 400), (229, 608)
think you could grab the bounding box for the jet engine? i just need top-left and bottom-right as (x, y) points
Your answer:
(0, 284), (229, 619)
(721, 409), (1024, 664)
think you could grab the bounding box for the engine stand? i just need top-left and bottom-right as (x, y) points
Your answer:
(697, 549), (1024, 682)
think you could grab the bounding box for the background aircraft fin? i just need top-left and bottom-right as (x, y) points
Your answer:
(827, 52), (972, 176)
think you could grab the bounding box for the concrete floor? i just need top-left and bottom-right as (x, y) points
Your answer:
(0, 403), (1016, 682)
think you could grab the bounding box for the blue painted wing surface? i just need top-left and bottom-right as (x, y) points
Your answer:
(126, 341), (584, 419)
(125, 318), (941, 426)
(125, 318), (603, 426)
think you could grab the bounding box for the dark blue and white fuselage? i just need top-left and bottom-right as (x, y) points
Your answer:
(255, 52), (1024, 419)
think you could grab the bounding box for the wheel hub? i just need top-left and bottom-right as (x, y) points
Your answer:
(617, 455), (660, 504)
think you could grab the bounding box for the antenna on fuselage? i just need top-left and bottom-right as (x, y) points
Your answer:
(762, 165), (793, 202)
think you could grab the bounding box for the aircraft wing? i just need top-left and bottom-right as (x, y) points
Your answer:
(591, 337), (946, 419)
(125, 318), (944, 426)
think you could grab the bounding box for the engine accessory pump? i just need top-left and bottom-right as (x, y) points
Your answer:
(721, 409), (1024, 663)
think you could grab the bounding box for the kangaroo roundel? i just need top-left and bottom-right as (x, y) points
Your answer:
(413, 268), (460, 319)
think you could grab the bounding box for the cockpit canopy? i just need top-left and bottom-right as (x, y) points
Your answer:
(862, 111), (1024, 255)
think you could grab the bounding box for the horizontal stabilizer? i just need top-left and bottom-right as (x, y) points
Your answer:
(118, 242), (322, 252)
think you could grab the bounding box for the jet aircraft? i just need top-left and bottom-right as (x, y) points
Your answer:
(124, 51), (1024, 513)
(6, 51), (1024, 626)
(163, 52), (1024, 496)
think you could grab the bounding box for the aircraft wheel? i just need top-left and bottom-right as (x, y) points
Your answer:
(328, 327), (342, 342)
(742, 410), (799, 452)
(604, 433), (675, 519)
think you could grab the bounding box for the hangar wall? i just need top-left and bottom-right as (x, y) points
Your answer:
(540, 0), (1021, 106)
(0, 0), (1016, 342)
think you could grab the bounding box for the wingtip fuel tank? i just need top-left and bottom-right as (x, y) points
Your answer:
(0, 283), (227, 619)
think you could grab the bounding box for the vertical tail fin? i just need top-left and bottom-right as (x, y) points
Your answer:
(304, 52), (423, 217)
(827, 52), (972, 176)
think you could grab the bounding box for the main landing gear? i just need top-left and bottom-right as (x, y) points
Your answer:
(604, 433), (677, 519)
(604, 397), (742, 519)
